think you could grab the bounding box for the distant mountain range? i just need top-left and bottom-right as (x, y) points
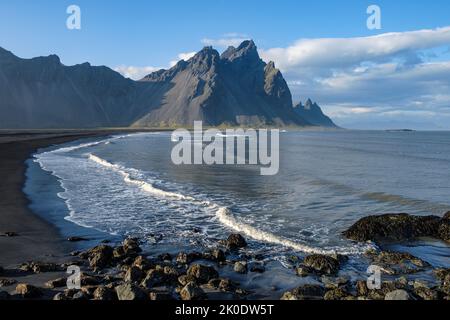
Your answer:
(0, 41), (337, 129)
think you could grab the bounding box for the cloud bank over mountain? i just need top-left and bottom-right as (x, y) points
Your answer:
(258, 27), (450, 129)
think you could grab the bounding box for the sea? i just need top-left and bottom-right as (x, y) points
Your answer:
(24, 130), (450, 296)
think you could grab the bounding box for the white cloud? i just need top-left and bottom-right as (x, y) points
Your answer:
(260, 27), (450, 70)
(114, 65), (161, 80)
(257, 27), (450, 129)
(115, 52), (197, 80)
(169, 51), (196, 67)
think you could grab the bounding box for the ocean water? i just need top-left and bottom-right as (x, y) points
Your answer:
(27, 130), (450, 273)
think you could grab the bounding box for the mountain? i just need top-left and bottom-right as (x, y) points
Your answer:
(0, 47), (152, 128)
(0, 41), (335, 129)
(293, 99), (337, 128)
(136, 41), (307, 127)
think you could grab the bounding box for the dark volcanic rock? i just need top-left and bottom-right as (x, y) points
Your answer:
(233, 261), (248, 274)
(226, 234), (247, 249)
(141, 269), (169, 289)
(93, 286), (117, 300)
(68, 236), (89, 242)
(343, 213), (449, 242)
(124, 266), (144, 283)
(115, 283), (147, 301)
(187, 264), (219, 284)
(19, 262), (61, 273)
(303, 254), (340, 275)
(281, 284), (325, 300)
(45, 277), (67, 288)
(366, 250), (430, 274)
(180, 282), (206, 300)
(15, 283), (42, 298)
(0, 278), (17, 287)
(1, 231), (19, 237)
(324, 288), (351, 300)
(82, 245), (114, 270)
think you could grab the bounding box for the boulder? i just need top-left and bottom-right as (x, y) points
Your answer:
(178, 275), (197, 286)
(414, 287), (439, 300)
(67, 236), (89, 242)
(79, 273), (102, 286)
(81, 245), (114, 270)
(122, 238), (142, 255)
(15, 283), (42, 298)
(366, 251), (430, 274)
(124, 266), (144, 283)
(158, 253), (172, 262)
(0, 278), (17, 287)
(180, 282), (206, 300)
(72, 291), (90, 300)
(321, 276), (349, 289)
(218, 279), (236, 292)
(204, 249), (226, 262)
(53, 292), (70, 301)
(233, 261), (248, 274)
(324, 288), (351, 300)
(438, 213), (450, 241)
(1, 231), (18, 237)
(163, 266), (180, 278)
(177, 252), (202, 265)
(295, 266), (313, 277)
(280, 285), (325, 300)
(343, 213), (449, 242)
(93, 286), (117, 300)
(249, 262), (265, 273)
(187, 264), (219, 284)
(303, 254), (340, 275)
(226, 234), (247, 249)
(115, 283), (147, 300)
(45, 277), (67, 288)
(132, 256), (153, 271)
(141, 269), (170, 289)
(356, 280), (369, 296)
(385, 289), (410, 300)
(20, 261), (60, 273)
(149, 291), (173, 300)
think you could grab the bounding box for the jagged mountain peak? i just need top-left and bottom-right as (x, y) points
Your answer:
(221, 40), (258, 61)
(294, 100), (337, 128)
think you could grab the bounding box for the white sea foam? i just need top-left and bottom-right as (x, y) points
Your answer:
(215, 207), (337, 255)
(88, 154), (194, 201)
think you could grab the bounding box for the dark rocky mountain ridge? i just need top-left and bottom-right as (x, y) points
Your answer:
(0, 42), (335, 129)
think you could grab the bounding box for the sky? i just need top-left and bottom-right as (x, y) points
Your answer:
(1, 0), (450, 129)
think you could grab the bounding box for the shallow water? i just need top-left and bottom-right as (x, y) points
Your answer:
(26, 130), (450, 277)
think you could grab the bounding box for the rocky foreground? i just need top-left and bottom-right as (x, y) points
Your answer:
(0, 213), (449, 301)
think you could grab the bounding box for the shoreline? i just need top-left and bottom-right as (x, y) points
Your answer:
(0, 129), (162, 268)
(0, 131), (112, 267)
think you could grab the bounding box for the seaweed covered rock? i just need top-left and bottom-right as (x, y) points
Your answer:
(366, 251), (430, 274)
(281, 284), (325, 300)
(343, 213), (449, 242)
(302, 254), (341, 275)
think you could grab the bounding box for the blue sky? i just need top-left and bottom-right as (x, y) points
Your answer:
(1, 0), (450, 129)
